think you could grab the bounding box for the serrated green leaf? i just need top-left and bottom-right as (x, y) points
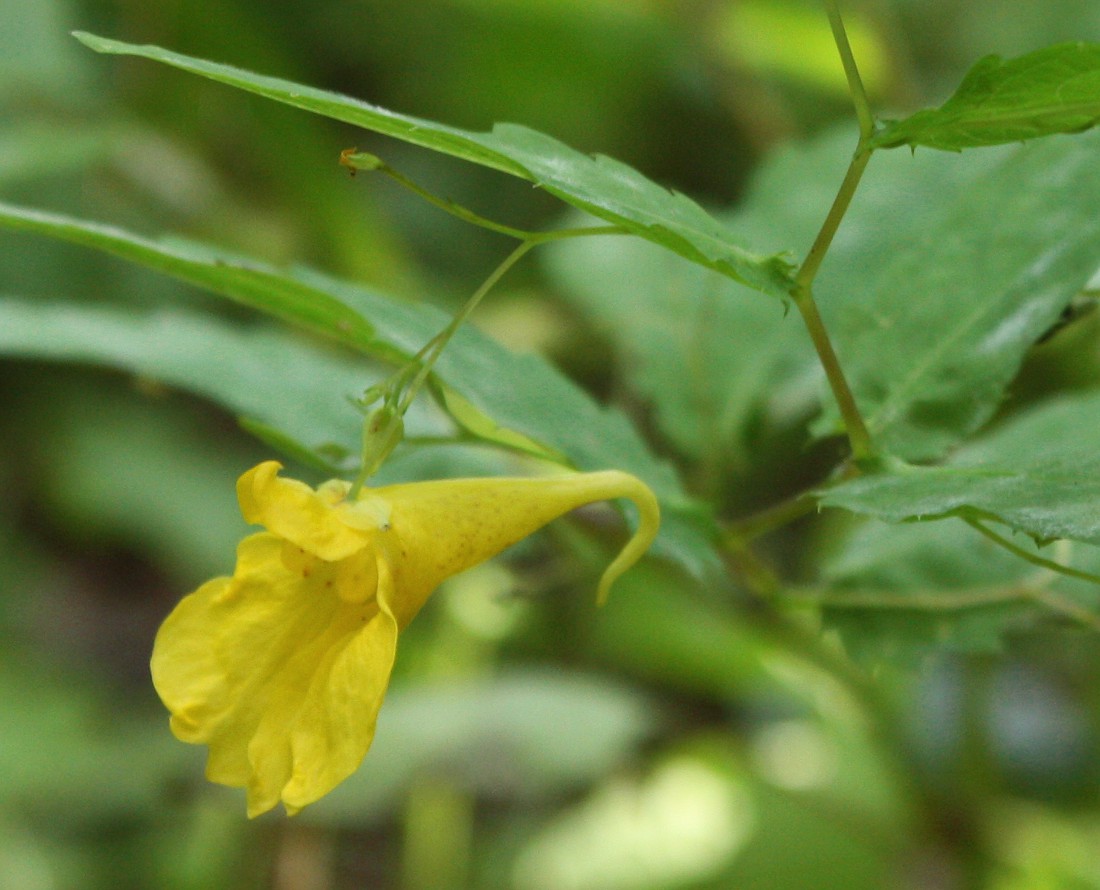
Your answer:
(71, 31), (793, 298)
(820, 389), (1100, 547)
(873, 43), (1100, 150)
(0, 205), (721, 581)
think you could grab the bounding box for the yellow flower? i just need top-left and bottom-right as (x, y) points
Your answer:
(151, 460), (659, 817)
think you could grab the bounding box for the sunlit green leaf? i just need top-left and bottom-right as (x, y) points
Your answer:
(71, 32), (794, 298)
(872, 43), (1100, 150)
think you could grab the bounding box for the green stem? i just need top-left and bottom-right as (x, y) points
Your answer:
(788, 3), (879, 462)
(724, 492), (819, 543)
(342, 149), (626, 243)
(380, 160), (536, 240)
(802, 1), (876, 282)
(783, 584), (1044, 612)
(347, 240), (538, 498)
(966, 518), (1100, 587)
(824, 0), (876, 139)
(725, 535), (783, 597)
(1030, 589), (1100, 633)
(793, 284), (875, 461)
(793, 143), (872, 292)
(398, 239), (536, 415)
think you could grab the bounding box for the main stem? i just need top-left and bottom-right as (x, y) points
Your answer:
(788, 1), (879, 463)
(824, 0), (876, 138)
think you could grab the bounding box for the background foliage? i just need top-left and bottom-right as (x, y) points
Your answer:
(3, 1), (1100, 888)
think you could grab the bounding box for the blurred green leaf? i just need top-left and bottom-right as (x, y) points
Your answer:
(0, 0), (93, 106)
(821, 389), (1100, 548)
(0, 298), (385, 455)
(0, 659), (187, 824)
(818, 520), (1062, 662)
(717, 777), (891, 890)
(584, 563), (777, 701)
(72, 32), (795, 298)
(0, 123), (120, 186)
(31, 380), (257, 582)
(710, 0), (892, 99)
(873, 43), (1100, 150)
(544, 230), (810, 467)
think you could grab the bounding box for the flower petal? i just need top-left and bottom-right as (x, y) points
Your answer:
(281, 554), (398, 812)
(236, 461), (374, 561)
(151, 532), (394, 817)
(375, 471), (660, 626)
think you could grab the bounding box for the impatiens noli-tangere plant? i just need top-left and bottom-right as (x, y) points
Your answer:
(3, 4), (1100, 873)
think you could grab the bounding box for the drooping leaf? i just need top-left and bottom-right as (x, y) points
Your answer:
(0, 205), (721, 580)
(873, 43), (1100, 151)
(820, 388), (1100, 547)
(72, 32), (794, 299)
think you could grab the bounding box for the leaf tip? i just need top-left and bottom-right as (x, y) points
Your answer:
(72, 31), (115, 53)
